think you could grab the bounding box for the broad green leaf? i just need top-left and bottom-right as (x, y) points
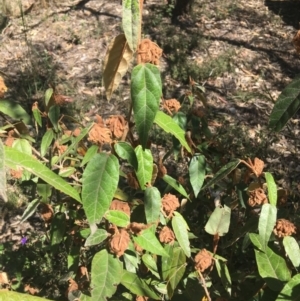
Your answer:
(0, 291), (53, 301)
(249, 233), (264, 250)
(122, 0), (140, 52)
(12, 138), (32, 155)
(114, 142), (138, 170)
(80, 145), (98, 167)
(68, 245), (80, 271)
(124, 242), (140, 272)
(85, 229), (108, 247)
(91, 249), (123, 301)
(131, 64), (161, 148)
(283, 236), (300, 268)
(0, 99), (31, 125)
(41, 129), (54, 157)
(161, 245), (186, 299)
(172, 212), (191, 257)
(21, 198), (40, 223)
(202, 159), (241, 189)
(269, 75), (300, 131)
(265, 172), (277, 206)
(144, 186), (161, 224)
(48, 105), (60, 132)
(121, 270), (160, 300)
(133, 227), (169, 257)
(105, 210), (130, 228)
(154, 111), (191, 153)
(205, 205), (231, 236)
(163, 174), (189, 199)
(135, 146), (153, 189)
(215, 259), (232, 296)
(258, 204), (277, 250)
(58, 166), (76, 178)
(142, 254), (160, 279)
(102, 34), (133, 101)
(82, 153), (119, 225)
(45, 88), (54, 106)
(250, 234), (291, 291)
(276, 274), (300, 301)
(189, 154), (206, 197)
(57, 123), (93, 162)
(4, 146), (81, 202)
(0, 140), (7, 202)
(50, 212), (66, 247)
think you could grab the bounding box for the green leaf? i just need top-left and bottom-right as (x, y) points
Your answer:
(205, 205), (231, 236)
(161, 245), (186, 299)
(202, 159), (241, 189)
(91, 249), (123, 301)
(122, 0), (140, 52)
(82, 153), (119, 225)
(80, 145), (99, 167)
(144, 186), (161, 224)
(32, 106), (42, 127)
(189, 154), (206, 197)
(45, 88), (54, 107)
(283, 236), (300, 268)
(4, 146), (81, 202)
(131, 64), (161, 148)
(154, 111), (191, 153)
(48, 105), (60, 132)
(250, 234), (291, 291)
(163, 174), (189, 199)
(258, 204), (277, 250)
(58, 166), (76, 178)
(249, 233), (264, 250)
(0, 291), (53, 301)
(0, 100), (31, 125)
(21, 198), (40, 223)
(12, 138), (32, 155)
(172, 212), (191, 258)
(121, 270), (160, 300)
(215, 259), (232, 296)
(0, 140), (7, 202)
(41, 129), (54, 157)
(269, 75), (300, 131)
(114, 142), (138, 170)
(50, 212), (66, 247)
(142, 254), (160, 279)
(85, 229), (108, 247)
(133, 227), (169, 257)
(105, 210), (130, 228)
(265, 172), (277, 206)
(276, 274), (300, 301)
(135, 146), (153, 189)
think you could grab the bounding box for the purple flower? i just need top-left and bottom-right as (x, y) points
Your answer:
(21, 237), (28, 245)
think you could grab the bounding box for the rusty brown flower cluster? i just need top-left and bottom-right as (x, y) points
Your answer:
(163, 99), (181, 114)
(248, 187), (268, 207)
(108, 227), (130, 257)
(159, 226), (175, 244)
(293, 30), (300, 54)
(88, 114), (128, 146)
(110, 199), (130, 216)
(273, 219), (296, 238)
(161, 193), (180, 217)
(137, 39), (163, 65)
(194, 249), (213, 272)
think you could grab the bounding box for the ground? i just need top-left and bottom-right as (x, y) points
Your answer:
(1, 0), (300, 293)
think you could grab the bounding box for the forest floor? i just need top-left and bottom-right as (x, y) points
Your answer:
(1, 0), (300, 254)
